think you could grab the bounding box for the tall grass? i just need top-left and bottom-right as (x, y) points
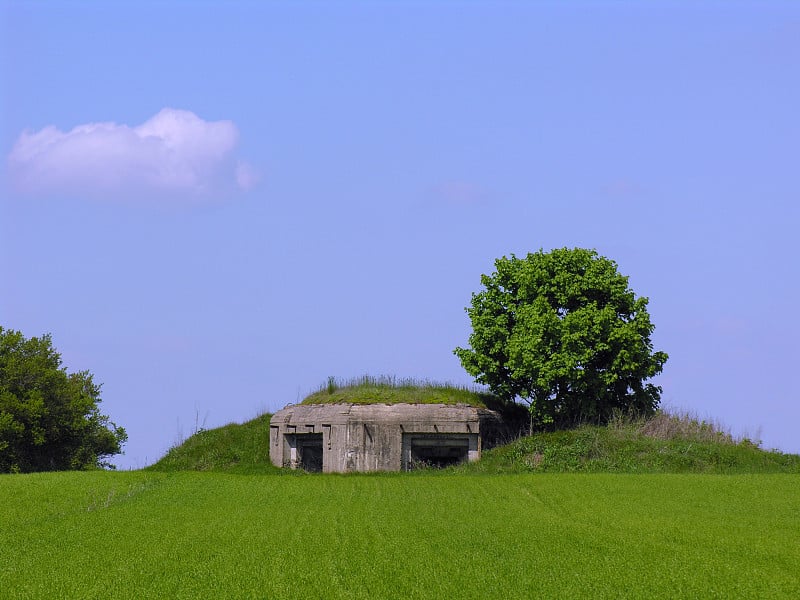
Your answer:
(608, 408), (743, 444)
(302, 374), (494, 407)
(315, 374), (484, 395)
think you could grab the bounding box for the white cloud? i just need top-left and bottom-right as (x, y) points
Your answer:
(8, 108), (257, 198)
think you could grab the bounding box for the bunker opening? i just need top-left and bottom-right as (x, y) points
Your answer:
(403, 433), (473, 470)
(285, 433), (324, 472)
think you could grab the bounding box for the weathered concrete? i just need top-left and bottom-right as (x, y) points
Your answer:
(269, 403), (504, 472)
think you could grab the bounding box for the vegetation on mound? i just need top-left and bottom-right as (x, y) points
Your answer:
(148, 401), (799, 476)
(301, 375), (498, 408)
(465, 410), (800, 474)
(148, 413), (280, 474)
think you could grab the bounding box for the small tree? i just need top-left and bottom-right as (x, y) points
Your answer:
(0, 327), (127, 473)
(454, 248), (668, 429)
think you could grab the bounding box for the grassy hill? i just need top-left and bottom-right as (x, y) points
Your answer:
(465, 410), (800, 474)
(150, 383), (799, 474)
(148, 413), (280, 474)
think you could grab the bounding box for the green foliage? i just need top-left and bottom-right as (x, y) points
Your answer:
(455, 248), (668, 427)
(466, 410), (800, 474)
(2, 472), (799, 598)
(302, 375), (493, 407)
(148, 413), (280, 474)
(0, 327), (126, 472)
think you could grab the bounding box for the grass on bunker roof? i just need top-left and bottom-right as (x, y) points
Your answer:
(300, 375), (497, 407)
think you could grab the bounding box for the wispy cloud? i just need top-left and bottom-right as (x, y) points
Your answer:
(431, 180), (488, 206)
(600, 178), (643, 198)
(8, 108), (258, 199)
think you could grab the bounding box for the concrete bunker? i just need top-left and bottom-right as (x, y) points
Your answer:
(270, 403), (504, 473)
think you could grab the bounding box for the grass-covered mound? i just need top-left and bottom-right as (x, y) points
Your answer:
(301, 375), (497, 407)
(148, 397), (799, 475)
(465, 410), (800, 474)
(148, 413), (280, 474)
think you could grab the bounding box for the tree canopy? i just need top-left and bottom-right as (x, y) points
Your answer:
(0, 327), (126, 473)
(454, 248), (668, 428)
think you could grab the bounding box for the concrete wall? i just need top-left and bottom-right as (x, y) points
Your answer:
(269, 403), (503, 473)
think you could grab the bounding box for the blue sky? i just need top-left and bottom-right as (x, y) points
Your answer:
(2, 1), (798, 468)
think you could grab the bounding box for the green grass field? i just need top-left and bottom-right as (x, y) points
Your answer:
(2, 471), (799, 598)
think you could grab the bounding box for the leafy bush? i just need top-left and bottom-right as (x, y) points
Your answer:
(0, 327), (126, 472)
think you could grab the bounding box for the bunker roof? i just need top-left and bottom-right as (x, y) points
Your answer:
(273, 402), (495, 427)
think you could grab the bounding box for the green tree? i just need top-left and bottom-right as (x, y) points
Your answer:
(0, 327), (126, 473)
(455, 248), (668, 429)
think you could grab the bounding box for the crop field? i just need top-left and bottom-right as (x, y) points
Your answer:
(2, 471), (799, 599)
